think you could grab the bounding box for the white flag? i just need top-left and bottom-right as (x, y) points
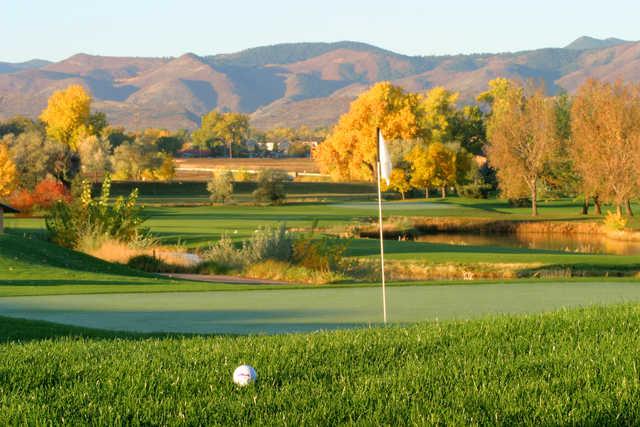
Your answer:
(378, 129), (392, 185)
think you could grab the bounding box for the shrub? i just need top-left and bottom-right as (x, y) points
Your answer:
(8, 189), (35, 214)
(195, 260), (233, 275)
(127, 255), (187, 274)
(33, 178), (72, 209)
(207, 169), (234, 204)
(508, 198), (531, 207)
(457, 182), (492, 199)
(203, 224), (293, 269)
(45, 175), (146, 249)
(203, 235), (245, 269)
(252, 169), (287, 205)
(604, 211), (628, 231)
(293, 236), (347, 272)
(244, 260), (343, 284)
(243, 223), (293, 263)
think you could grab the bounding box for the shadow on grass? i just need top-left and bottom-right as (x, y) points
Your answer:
(0, 279), (179, 287)
(0, 308), (375, 342)
(1, 232), (157, 279)
(0, 315), (208, 344)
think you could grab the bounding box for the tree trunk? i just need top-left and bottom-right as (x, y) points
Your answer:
(594, 195), (602, 215)
(228, 143), (233, 159)
(616, 204), (622, 216)
(425, 188), (429, 199)
(531, 181), (538, 217)
(581, 195), (589, 215)
(441, 187), (446, 199)
(626, 200), (634, 217)
(400, 191), (405, 200)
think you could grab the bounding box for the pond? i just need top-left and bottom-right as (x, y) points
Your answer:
(414, 232), (640, 256)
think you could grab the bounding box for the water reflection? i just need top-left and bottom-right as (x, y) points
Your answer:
(414, 233), (640, 256)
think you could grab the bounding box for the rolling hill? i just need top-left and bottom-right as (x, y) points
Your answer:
(0, 37), (638, 130)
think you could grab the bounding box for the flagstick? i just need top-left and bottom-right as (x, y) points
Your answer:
(376, 160), (388, 324)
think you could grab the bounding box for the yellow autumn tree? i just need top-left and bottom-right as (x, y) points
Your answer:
(0, 143), (17, 198)
(314, 82), (423, 182)
(420, 86), (459, 143)
(40, 84), (92, 151)
(407, 141), (457, 198)
(382, 169), (412, 200)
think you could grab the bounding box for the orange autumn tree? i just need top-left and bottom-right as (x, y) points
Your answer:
(313, 82), (423, 182)
(571, 79), (640, 216)
(484, 80), (559, 216)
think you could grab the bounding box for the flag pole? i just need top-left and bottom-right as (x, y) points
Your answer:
(376, 128), (388, 324)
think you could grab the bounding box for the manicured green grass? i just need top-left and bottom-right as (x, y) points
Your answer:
(3, 304), (640, 424)
(6, 198), (618, 247)
(102, 180), (379, 204)
(347, 237), (640, 266)
(3, 281), (640, 334)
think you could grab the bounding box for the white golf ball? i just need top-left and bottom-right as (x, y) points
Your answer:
(233, 364), (257, 386)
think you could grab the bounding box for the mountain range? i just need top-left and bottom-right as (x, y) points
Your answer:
(0, 36), (638, 130)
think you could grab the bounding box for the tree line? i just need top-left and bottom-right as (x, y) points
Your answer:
(313, 82), (487, 199)
(0, 84), (326, 212)
(314, 78), (640, 217)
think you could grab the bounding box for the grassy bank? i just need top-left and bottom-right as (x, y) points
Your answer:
(3, 304), (640, 424)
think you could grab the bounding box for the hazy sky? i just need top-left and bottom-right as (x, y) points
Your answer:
(2, 0), (639, 62)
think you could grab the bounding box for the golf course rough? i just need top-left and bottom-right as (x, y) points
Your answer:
(2, 304), (640, 424)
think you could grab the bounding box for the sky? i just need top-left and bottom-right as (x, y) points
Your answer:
(2, 0), (639, 62)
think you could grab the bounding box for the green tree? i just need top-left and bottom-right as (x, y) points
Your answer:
(450, 106), (487, 155)
(6, 131), (69, 190)
(192, 111), (251, 158)
(207, 169), (234, 204)
(111, 138), (163, 180)
(78, 136), (112, 181)
(253, 169), (288, 205)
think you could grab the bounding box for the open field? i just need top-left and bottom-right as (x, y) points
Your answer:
(4, 304), (640, 424)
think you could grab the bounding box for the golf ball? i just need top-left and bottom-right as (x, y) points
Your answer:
(233, 364), (257, 386)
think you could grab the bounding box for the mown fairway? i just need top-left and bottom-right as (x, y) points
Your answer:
(3, 304), (640, 424)
(8, 197), (637, 246)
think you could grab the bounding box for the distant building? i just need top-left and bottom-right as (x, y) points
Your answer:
(0, 202), (19, 234)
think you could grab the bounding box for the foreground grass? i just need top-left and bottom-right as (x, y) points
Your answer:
(3, 304), (640, 424)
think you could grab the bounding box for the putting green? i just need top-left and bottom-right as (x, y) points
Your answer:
(1, 282), (640, 334)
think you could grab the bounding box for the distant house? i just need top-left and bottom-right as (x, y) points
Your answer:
(0, 202), (19, 234)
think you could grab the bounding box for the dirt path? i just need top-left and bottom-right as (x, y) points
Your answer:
(160, 273), (290, 285)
